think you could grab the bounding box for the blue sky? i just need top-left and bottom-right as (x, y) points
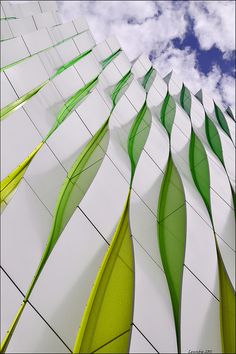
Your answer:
(58, 0), (235, 109)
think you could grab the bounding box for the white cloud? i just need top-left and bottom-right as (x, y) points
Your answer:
(188, 1), (235, 53)
(57, 0), (235, 109)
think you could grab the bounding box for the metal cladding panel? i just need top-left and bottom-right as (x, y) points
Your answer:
(1, 2), (235, 354)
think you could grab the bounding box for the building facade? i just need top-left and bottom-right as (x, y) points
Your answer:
(1, 1), (235, 353)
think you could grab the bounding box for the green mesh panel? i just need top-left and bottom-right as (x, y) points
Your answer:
(214, 103), (231, 138)
(73, 194), (134, 353)
(158, 156), (186, 352)
(160, 92), (176, 135)
(189, 130), (211, 214)
(205, 114), (224, 165)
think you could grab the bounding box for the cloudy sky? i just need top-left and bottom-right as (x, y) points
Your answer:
(57, 0), (235, 110)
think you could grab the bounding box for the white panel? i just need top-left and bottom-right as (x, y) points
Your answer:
(80, 156), (130, 242)
(9, 16), (36, 37)
(17, 2), (41, 17)
(38, 46), (63, 78)
(29, 208), (108, 349)
(76, 88), (110, 134)
(130, 191), (163, 269)
(145, 118), (169, 172)
(23, 28), (53, 55)
(152, 70), (167, 97)
(24, 143), (67, 214)
(99, 61), (123, 89)
(73, 30), (96, 53)
(211, 190), (235, 251)
(106, 35), (121, 53)
(105, 114), (131, 182)
(112, 94), (137, 129)
(133, 239), (178, 353)
(73, 16), (89, 34)
(1, 270), (24, 342)
(5, 55), (49, 97)
(92, 41), (112, 62)
(52, 66), (84, 100)
(23, 80), (64, 138)
(185, 204), (219, 297)
(132, 150), (164, 218)
(124, 78), (146, 112)
(6, 304), (69, 353)
(201, 90), (214, 115)
(216, 235), (235, 290)
(1, 71), (18, 108)
(39, 1), (58, 13)
(46, 111), (92, 172)
(147, 84), (164, 108)
(0, 20), (13, 40)
(181, 267), (221, 353)
(33, 11), (59, 29)
(218, 128), (236, 187)
(1, 179), (52, 294)
(139, 53), (152, 71)
(1, 36), (29, 68)
(74, 52), (101, 84)
(131, 57), (148, 80)
(1, 107), (42, 180)
(49, 21), (77, 45)
(129, 325), (157, 353)
(112, 51), (131, 76)
(225, 113), (236, 145)
(207, 151), (233, 206)
(55, 38), (80, 64)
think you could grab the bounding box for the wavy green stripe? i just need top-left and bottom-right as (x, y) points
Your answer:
(205, 114), (224, 165)
(214, 103), (231, 139)
(73, 192), (133, 353)
(189, 129), (211, 214)
(128, 103), (151, 183)
(160, 92), (176, 135)
(1, 63), (136, 351)
(0, 32), (88, 73)
(158, 155), (186, 352)
(218, 251), (236, 354)
(1, 50), (92, 121)
(0, 118), (110, 353)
